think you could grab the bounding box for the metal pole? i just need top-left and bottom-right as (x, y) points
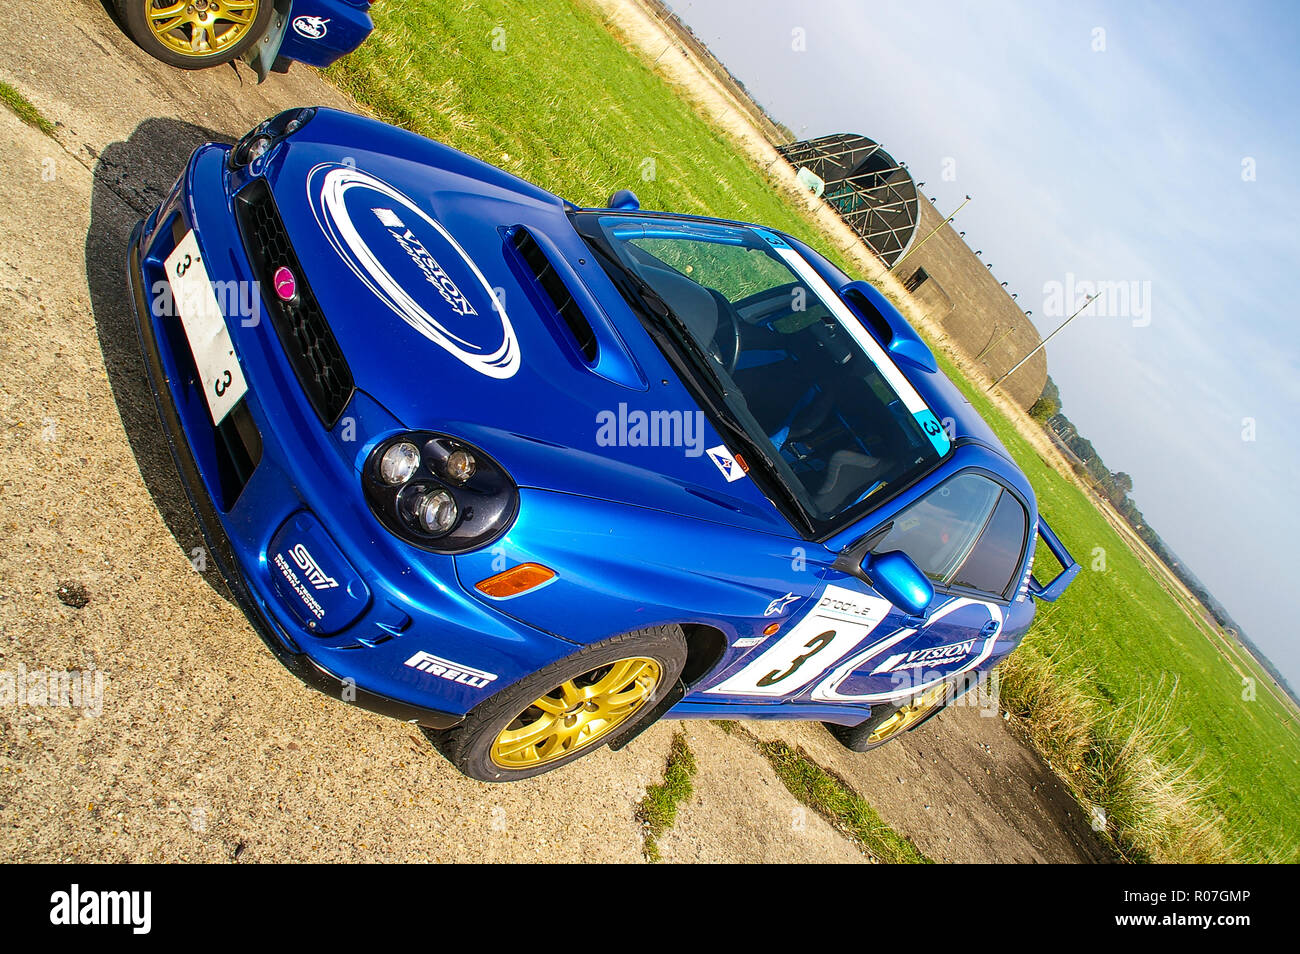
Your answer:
(975, 324), (1016, 361)
(890, 194), (971, 270)
(987, 293), (1099, 391)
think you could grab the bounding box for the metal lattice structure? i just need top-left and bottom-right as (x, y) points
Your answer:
(777, 134), (920, 267)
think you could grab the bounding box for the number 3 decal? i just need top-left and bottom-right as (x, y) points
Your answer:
(756, 630), (835, 687)
(706, 587), (894, 698)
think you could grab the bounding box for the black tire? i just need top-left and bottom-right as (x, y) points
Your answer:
(115, 0), (274, 70)
(823, 681), (954, 753)
(427, 626), (688, 782)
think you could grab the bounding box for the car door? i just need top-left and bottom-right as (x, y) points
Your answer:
(810, 471), (1030, 705)
(698, 469), (1028, 707)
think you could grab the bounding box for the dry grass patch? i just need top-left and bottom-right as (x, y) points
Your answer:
(997, 631), (1256, 863)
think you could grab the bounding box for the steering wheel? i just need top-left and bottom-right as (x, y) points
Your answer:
(810, 315), (853, 366)
(708, 289), (743, 374)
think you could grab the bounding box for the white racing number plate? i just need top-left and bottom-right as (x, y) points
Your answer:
(164, 230), (248, 425)
(705, 585), (894, 697)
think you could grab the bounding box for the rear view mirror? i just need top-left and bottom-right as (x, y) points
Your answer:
(607, 189), (640, 210)
(862, 550), (934, 618)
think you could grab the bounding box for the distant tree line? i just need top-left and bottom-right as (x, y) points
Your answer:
(1036, 377), (1242, 638)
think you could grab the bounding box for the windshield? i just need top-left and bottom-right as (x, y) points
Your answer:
(572, 212), (951, 534)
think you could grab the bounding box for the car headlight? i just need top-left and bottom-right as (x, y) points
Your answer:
(444, 449), (476, 483)
(379, 441), (421, 485)
(363, 433), (518, 553)
(229, 107), (318, 170)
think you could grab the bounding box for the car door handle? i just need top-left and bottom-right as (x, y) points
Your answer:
(980, 620), (1000, 636)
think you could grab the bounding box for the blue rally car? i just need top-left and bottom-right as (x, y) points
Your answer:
(112, 0), (372, 78)
(125, 107), (1080, 781)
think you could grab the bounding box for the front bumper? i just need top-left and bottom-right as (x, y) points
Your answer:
(127, 220), (460, 729)
(124, 143), (575, 728)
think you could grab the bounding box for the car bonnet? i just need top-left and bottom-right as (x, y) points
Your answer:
(254, 119), (796, 537)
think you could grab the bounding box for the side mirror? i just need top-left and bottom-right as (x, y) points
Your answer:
(607, 189), (640, 211)
(862, 550), (934, 618)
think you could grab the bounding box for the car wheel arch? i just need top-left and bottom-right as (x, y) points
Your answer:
(678, 623), (728, 688)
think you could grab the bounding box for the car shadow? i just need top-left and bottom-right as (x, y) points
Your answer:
(85, 117), (238, 606)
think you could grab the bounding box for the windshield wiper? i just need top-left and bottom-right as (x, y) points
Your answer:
(582, 241), (731, 398)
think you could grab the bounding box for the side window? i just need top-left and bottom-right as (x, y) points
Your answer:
(872, 472), (1028, 598)
(950, 491), (1028, 596)
(872, 473), (1001, 583)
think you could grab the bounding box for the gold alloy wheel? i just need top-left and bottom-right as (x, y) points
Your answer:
(490, 658), (662, 769)
(866, 680), (953, 745)
(145, 0), (259, 57)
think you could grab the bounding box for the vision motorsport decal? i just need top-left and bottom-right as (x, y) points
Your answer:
(308, 163), (521, 378)
(706, 585), (1002, 702)
(707, 443), (746, 482)
(404, 651), (499, 690)
(752, 227), (951, 457)
(870, 637), (977, 675)
(811, 597), (1002, 704)
(292, 15), (330, 39)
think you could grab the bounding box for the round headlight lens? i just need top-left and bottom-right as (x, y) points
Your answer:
(415, 489), (458, 535)
(379, 442), (421, 485)
(445, 449), (476, 483)
(245, 135), (273, 163)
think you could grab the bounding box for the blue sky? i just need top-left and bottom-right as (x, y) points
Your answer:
(670, 0), (1300, 684)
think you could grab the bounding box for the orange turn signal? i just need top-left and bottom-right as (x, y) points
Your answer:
(763, 622), (781, 636)
(475, 563), (556, 599)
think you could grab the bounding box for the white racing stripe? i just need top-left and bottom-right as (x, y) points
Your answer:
(754, 228), (950, 455)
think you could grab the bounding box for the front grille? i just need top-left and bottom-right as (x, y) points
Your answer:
(235, 179), (354, 427)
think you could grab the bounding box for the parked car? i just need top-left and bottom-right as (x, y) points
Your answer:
(112, 0), (372, 77)
(125, 107), (1080, 781)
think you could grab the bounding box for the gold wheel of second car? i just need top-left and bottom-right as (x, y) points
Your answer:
(144, 0), (261, 58)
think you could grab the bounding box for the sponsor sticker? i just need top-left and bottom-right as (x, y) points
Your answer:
(404, 651), (499, 690)
(308, 163), (520, 378)
(763, 592), (799, 617)
(706, 443), (746, 482)
(272, 552), (327, 621)
(292, 15), (330, 39)
(288, 543), (339, 591)
(869, 638), (977, 675)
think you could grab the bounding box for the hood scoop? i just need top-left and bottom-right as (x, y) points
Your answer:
(509, 226), (598, 362)
(504, 226), (647, 391)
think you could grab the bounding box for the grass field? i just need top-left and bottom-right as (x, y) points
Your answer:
(938, 350), (1300, 860)
(328, 0), (1300, 861)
